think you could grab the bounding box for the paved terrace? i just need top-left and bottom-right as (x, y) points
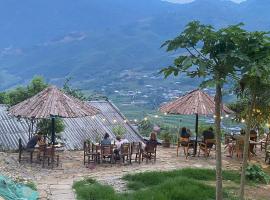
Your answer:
(0, 147), (269, 200)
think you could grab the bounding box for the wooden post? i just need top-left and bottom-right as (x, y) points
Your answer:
(194, 113), (199, 155)
(51, 116), (56, 145)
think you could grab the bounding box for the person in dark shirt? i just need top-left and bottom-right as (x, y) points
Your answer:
(202, 127), (215, 148)
(179, 127), (190, 138)
(26, 134), (42, 151)
(101, 132), (111, 145)
(179, 127), (191, 147)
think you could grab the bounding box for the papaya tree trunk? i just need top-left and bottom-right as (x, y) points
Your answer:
(215, 83), (223, 200)
(239, 95), (255, 200)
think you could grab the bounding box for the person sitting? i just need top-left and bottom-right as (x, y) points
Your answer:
(202, 127), (215, 148)
(180, 127), (190, 138)
(101, 133), (111, 145)
(114, 135), (129, 159)
(142, 132), (158, 161)
(26, 134), (43, 151)
(179, 127), (190, 147)
(146, 132), (158, 147)
(115, 136), (129, 150)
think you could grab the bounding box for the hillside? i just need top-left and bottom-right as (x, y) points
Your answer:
(0, 0), (269, 117)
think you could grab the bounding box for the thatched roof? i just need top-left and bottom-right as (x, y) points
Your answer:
(8, 86), (100, 119)
(160, 89), (233, 115)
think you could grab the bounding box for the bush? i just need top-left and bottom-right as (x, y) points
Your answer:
(37, 118), (65, 139)
(112, 125), (126, 137)
(246, 164), (270, 184)
(161, 131), (172, 142)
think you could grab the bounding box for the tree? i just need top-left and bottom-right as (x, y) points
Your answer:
(161, 21), (248, 200)
(112, 125), (126, 137)
(233, 31), (270, 200)
(0, 76), (48, 106)
(37, 118), (65, 141)
(62, 77), (87, 100)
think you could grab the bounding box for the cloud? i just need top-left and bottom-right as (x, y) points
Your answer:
(165, 0), (246, 4)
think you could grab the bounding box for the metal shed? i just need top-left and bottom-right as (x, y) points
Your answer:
(0, 100), (143, 150)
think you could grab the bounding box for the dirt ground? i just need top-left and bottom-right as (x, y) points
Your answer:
(0, 146), (269, 200)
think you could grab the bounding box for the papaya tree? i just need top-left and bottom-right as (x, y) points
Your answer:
(160, 21), (249, 200)
(234, 31), (270, 200)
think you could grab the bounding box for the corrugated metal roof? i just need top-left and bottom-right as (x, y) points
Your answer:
(0, 100), (143, 150)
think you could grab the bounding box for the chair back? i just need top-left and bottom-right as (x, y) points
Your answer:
(18, 138), (23, 151)
(266, 134), (270, 143)
(121, 143), (130, 155)
(235, 138), (244, 150)
(43, 145), (56, 157)
(101, 144), (113, 156)
(205, 139), (215, 145)
(145, 143), (156, 153)
(38, 144), (47, 153)
(83, 140), (91, 154)
(180, 137), (189, 142)
(131, 142), (141, 154)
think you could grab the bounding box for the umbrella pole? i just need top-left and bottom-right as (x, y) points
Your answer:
(194, 113), (199, 155)
(51, 117), (56, 145)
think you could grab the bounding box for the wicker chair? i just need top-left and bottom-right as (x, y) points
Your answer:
(198, 139), (216, 157)
(130, 142), (142, 164)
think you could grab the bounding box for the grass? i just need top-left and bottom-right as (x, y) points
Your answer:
(73, 168), (241, 200)
(24, 181), (37, 191)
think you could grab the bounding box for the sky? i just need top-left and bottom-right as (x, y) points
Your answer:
(165, 0), (246, 4)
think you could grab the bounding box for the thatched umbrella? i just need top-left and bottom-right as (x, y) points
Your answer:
(160, 89), (233, 154)
(9, 86), (100, 144)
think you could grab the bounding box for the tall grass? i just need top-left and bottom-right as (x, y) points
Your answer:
(73, 168), (241, 200)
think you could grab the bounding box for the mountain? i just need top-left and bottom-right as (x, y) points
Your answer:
(0, 0), (269, 92)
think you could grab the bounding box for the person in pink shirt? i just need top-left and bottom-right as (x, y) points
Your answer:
(114, 136), (129, 159)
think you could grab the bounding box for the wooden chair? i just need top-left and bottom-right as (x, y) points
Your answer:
(100, 144), (114, 165)
(265, 146), (270, 164)
(130, 142), (141, 164)
(177, 137), (192, 159)
(18, 138), (33, 164)
(235, 138), (244, 158)
(142, 143), (157, 163)
(198, 139), (216, 157)
(83, 141), (99, 165)
(261, 134), (269, 152)
(41, 145), (59, 168)
(120, 143), (131, 164)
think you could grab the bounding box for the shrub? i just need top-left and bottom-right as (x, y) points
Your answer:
(246, 164), (270, 184)
(112, 125), (126, 137)
(161, 131), (172, 142)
